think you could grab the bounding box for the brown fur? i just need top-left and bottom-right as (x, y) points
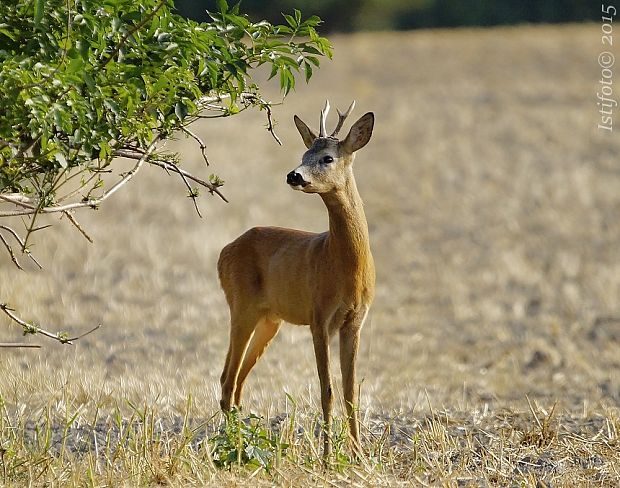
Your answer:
(218, 104), (375, 459)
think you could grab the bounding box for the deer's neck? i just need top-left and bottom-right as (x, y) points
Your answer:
(321, 177), (371, 269)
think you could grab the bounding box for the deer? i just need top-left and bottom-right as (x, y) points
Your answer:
(217, 100), (375, 459)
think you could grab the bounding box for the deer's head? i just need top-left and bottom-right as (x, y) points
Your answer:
(287, 101), (374, 194)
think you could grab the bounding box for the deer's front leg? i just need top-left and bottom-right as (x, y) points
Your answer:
(312, 326), (333, 460)
(339, 306), (369, 456)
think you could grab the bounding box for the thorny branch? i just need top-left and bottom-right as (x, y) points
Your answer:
(195, 92), (283, 145)
(148, 159), (228, 202)
(0, 302), (101, 346)
(62, 211), (93, 243)
(0, 135), (161, 218)
(181, 127), (210, 167)
(0, 225), (42, 269)
(0, 92), (281, 268)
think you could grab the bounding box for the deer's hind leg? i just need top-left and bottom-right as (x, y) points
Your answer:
(233, 315), (281, 406)
(219, 306), (262, 411)
(339, 306), (369, 455)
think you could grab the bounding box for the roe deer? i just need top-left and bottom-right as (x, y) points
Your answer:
(218, 101), (375, 458)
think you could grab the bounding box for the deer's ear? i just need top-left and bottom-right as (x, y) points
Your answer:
(341, 112), (374, 154)
(294, 115), (317, 149)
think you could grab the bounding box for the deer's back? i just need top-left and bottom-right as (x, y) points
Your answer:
(217, 226), (326, 323)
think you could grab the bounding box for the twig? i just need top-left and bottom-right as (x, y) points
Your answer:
(65, 323), (101, 342)
(263, 102), (282, 146)
(0, 303), (98, 345)
(223, 92), (282, 145)
(113, 148), (227, 203)
(0, 343), (41, 348)
(148, 159), (228, 203)
(230, 92), (282, 145)
(62, 211), (93, 243)
(0, 194), (37, 209)
(55, 167), (103, 204)
(0, 232), (23, 270)
(175, 165), (202, 218)
(181, 127), (210, 166)
(195, 91), (264, 107)
(0, 225), (43, 269)
(0, 135), (160, 217)
(113, 148), (145, 159)
(21, 199), (42, 252)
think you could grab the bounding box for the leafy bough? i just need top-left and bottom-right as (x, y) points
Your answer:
(0, 0), (332, 344)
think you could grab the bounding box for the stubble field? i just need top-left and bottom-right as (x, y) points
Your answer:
(1, 24), (619, 486)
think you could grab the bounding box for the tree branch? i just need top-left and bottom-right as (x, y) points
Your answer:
(62, 211), (93, 243)
(0, 303), (101, 345)
(0, 225), (43, 269)
(0, 135), (160, 217)
(148, 159), (228, 203)
(263, 101), (283, 146)
(181, 127), (210, 166)
(0, 232), (22, 270)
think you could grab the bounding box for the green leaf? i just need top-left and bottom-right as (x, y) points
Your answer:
(0, 28), (16, 41)
(282, 13), (296, 29)
(34, 0), (44, 28)
(0, 0), (331, 235)
(103, 99), (120, 116)
(83, 72), (95, 90)
(304, 61), (312, 83)
(67, 56), (84, 74)
(54, 152), (68, 168)
(306, 56), (320, 67)
(175, 101), (188, 121)
(215, 0), (228, 14)
(303, 15), (322, 27)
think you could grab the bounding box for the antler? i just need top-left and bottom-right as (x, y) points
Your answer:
(330, 100), (356, 137)
(319, 100), (330, 137)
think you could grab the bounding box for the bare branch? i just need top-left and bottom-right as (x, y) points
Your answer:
(263, 103), (282, 146)
(195, 91), (258, 109)
(113, 149), (145, 159)
(0, 232), (23, 270)
(65, 323), (101, 342)
(1, 303), (72, 344)
(0, 225), (42, 269)
(55, 168), (105, 204)
(0, 343), (41, 349)
(0, 135), (160, 218)
(0, 303), (101, 347)
(149, 159), (228, 203)
(62, 211), (93, 243)
(181, 127), (210, 166)
(0, 194), (37, 208)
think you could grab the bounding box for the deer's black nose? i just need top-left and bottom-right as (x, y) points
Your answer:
(287, 171), (303, 186)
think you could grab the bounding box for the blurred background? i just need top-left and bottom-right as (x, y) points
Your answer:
(1, 0), (618, 425)
(175, 0), (594, 31)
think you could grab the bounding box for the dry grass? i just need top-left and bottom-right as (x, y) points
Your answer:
(1, 24), (619, 485)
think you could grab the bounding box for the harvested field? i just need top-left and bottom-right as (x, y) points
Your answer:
(1, 23), (619, 486)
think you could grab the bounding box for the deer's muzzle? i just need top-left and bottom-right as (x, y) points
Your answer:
(286, 171), (309, 187)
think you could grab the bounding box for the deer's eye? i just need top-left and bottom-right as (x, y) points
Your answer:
(322, 155), (334, 164)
